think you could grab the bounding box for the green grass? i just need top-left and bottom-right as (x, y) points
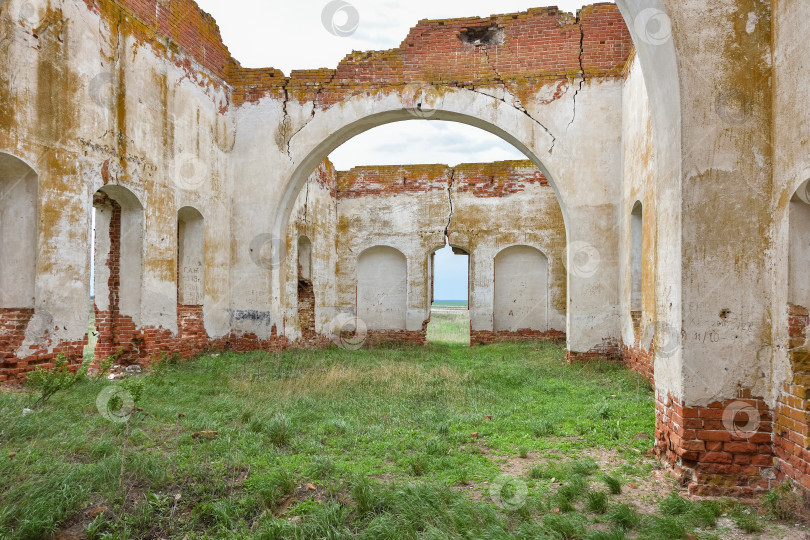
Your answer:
(0, 340), (663, 538)
(426, 308), (470, 345)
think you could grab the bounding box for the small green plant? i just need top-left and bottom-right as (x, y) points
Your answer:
(25, 354), (89, 407)
(658, 492), (692, 516)
(312, 456), (335, 479)
(608, 504), (641, 531)
(585, 491), (609, 514)
(558, 476), (588, 502)
(533, 418), (558, 437)
(352, 477), (385, 517)
(92, 349), (123, 381)
(688, 501), (721, 528)
(571, 458), (599, 476)
(762, 479), (803, 521)
(585, 529), (627, 540)
(542, 512), (586, 539)
(518, 444), (530, 458)
(251, 469), (296, 508)
(602, 474), (622, 495)
(264, 413), (292, 447)
(409, 454), (429, 476)
(640, 515), (688, 539)
(734, 509), (762, 533)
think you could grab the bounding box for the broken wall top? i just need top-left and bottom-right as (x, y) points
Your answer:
(87, 0), (633, 109)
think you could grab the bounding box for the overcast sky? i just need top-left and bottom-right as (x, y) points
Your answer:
(196, 0), (589, 300)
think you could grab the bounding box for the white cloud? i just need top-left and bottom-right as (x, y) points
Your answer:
(329, 121), (526, 170)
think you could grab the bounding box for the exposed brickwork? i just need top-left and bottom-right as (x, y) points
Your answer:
(229, 5), (632, 108)
(471, 328), (564, 345)
(82, 0), (232, 105)
(337, 164), (451, 198)
(364, 330), (427, 347)
(621, 314), (653, 384)
(453, 161), (549, 197)
(80, 1), (632, 112)
(655, 392), (779, 498)
(621, 342), (654, 384)
(0, 308), (88, 382)
(297, 280), (315, 337)
(566, 338), (621, 362)
(176, 305), (208, 358)
(0, 309), (34, 382)
(774, 304), (810, 493)
(337, 160), (549, 199)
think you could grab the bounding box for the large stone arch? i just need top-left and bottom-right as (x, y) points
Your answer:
(272, 86), (623, 355)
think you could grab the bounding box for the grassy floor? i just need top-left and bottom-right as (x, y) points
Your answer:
(0, 342), (799, 539)
(425, 309), (470, 345)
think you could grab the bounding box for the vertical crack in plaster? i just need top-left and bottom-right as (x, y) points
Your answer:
(285, 71), (338, 159)
(445, 167), (455, 241)
(303, 177), (310, 225)
(476, 47), (557, 154)
(281, 80), (293, 160)
(567, 22), (586, 131)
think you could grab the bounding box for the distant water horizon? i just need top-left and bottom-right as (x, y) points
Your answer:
(432, 300), (468, 306)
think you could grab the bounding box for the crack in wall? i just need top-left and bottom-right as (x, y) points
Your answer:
(478, 47), (558, 154)
(283, 71), (338, 160)
(445, 168), (455, 241)
(567, 23), (586, 131)
(303, 178), (310, 225)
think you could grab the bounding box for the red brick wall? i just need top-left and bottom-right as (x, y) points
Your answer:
(230, 5), (633, 107)
(621, 313), (654, 384)
(774, 304), (810, 492)
(337, 164), (451, 198)
(83, 0), (232, 82)
(566, 338), (621, 362)
(454, 161), (549, 197)
(364, 330), (426, 347)
(76, 2), (633, 115)
(0, 309), (35, 382)
(297, 280), (315, 336)
(337, 160), (549, 199)
(655, 392), (777, 498)
(471, 328), (564, 345)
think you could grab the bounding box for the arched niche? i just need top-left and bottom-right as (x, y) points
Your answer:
(494, 245), (548, 332)
(178, 206), (205, 306)
(631, 201), (643, 312)
(357, 246), (407, 330)
(93, 185), (144, 325)
(0, 153), (37, 309)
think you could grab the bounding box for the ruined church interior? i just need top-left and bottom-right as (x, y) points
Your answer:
(2, 0), (810, 517)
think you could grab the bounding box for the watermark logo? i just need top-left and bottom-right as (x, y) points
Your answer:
(88, 72), (115, 109)
(715, 89), (751, 125)
(172, 152), (208, 191)
(489, 475), (527, 511)
(402, 83), (438, 119)
(249, 234), (284, 270)
(722, 401), (761, 439)
(641, 321), (681, 358)
(326, 313), (367, 350)
(633, 8), (672, 46)
(7, 1), (37, 25)
(321, 1), (359, 38)
(96, 386), (134, 423)
(566, 241), (601, 279)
